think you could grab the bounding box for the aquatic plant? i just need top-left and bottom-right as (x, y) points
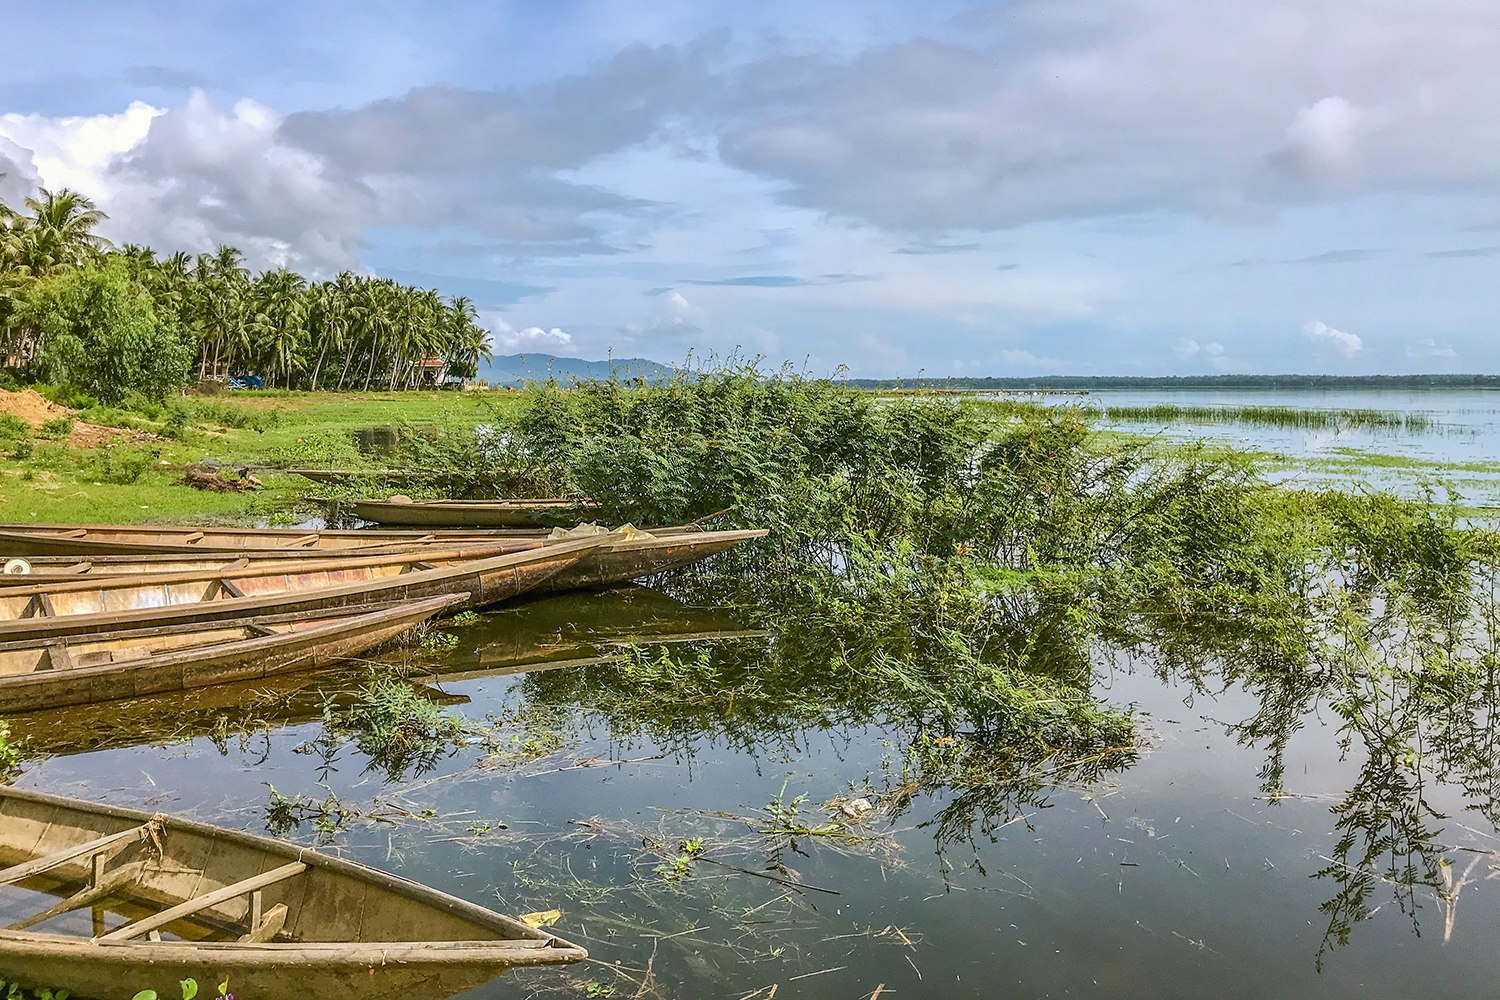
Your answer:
(319, 678), (471, 781)
(1100, 402), (1434, 433)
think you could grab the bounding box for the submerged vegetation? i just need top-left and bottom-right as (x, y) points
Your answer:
(1100, 401), (1435, 433)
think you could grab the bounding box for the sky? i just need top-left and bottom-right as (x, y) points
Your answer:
(1, 1), (1498, 377)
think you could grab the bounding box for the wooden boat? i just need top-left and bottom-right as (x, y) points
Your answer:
(0, 536), (609, 642)
(0, 527), (768, 596)
(0, 540), (547, 584)
(0, 596), (464, 714)
(339, 497), (601, 528)
(531, 526), (766, 594)
(0, 522), (542, 558)
(2, 585), (757, 758)
(0, 787), (584, 999)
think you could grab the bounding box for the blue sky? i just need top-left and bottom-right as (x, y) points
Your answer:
(2, 1), (1497, 376)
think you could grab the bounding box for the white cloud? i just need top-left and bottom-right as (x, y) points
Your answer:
(1203, 341), (1225, 357)
(1172, 338), (1200, 358)
(1407, 338), (1458, 359)
(997, 349), (1063, 369)
(486, 315), (574, 352)
(0, 135), (40, 208)
(0, 102), (161, 197)
(1274, 97), (1367, 186)
(1304, 319), (1363, 356)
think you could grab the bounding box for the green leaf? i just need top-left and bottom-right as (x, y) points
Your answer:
(179, 981), (198, 1000)
(132, 992), (158, 1000)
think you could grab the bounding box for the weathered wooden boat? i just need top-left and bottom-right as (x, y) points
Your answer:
(0, 527), (768, 596)
(0, 596), (464, 714)
(0, 540), (546, 584)
(2, 585), (755, 758)
(0, 522), (540, 558)
(531, 526), (767, 594)
(0, 536), (609, 642)
(338, 497), (601, 528)
(0, 787), (585, 999)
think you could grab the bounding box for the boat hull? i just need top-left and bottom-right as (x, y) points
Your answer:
(0, 936), (552, 1000)
(0, 788), (584, 1000)
(537, 528), (768, 593)
(0, 596), (464, 713)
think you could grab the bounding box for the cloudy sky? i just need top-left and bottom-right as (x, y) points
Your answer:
(1, 1), (1497, 376)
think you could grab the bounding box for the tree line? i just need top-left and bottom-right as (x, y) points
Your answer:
(0, 185), (491, 402)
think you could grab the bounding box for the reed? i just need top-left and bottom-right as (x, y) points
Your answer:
(1100, 402), (1434, 433)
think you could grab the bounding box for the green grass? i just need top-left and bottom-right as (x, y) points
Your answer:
(0, 389), (518, 525)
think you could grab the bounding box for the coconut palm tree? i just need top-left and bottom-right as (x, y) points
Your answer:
(248, 269), (308, 388)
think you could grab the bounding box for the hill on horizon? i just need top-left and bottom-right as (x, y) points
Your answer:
(479, 354), (675, 386)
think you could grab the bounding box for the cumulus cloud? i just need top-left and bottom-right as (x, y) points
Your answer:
(0, 41), (715, 271)
(1305, 320), (1363, 355)
(0, 102), (159, 196)
(1172, 337), (1201, 358)
(486, 316), (574, 352)
(1407, 338), (1458, 359)
(0, 135), (40, 208)
(105, 93), (373, 270)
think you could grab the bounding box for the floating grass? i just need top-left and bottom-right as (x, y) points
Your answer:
(1100, 403), (1434, 433)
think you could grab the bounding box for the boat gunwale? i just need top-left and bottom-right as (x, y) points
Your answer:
(0, 543), (545, 598)
(0, 598), (458, 653)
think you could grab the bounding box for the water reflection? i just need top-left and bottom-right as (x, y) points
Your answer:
(12, 557), (1500, 995)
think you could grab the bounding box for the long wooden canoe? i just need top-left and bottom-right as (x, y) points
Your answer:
(0, 522), (538, 558)
(0, 527), (768, 595)
(0, 787), (584, 999)
(0, 536), (609, 642)
(0, 596), (464, 713)
(0, 540), (545, 584)
(533, 527), (766, 594)
(2, 585), (757, 758)
(341, 497), (601, 528)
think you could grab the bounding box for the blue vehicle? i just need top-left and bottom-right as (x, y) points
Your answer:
(227, 374), (265, 389)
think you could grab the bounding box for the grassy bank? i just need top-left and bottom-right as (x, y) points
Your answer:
(0, 388), (516, 524)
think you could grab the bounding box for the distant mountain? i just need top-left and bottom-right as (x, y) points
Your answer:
(479, 354), (675, 386)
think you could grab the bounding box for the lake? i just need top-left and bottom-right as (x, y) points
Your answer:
(6, 390), (1500, 999)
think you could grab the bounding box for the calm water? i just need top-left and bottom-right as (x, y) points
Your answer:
(1084, 388), (1500, 502)
(10, 393), (1500, 999)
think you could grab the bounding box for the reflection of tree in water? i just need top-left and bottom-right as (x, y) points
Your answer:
(1143, 511), (1500, 964)
(500, 501), (1500, 963)
(508, 560), (1141, 859)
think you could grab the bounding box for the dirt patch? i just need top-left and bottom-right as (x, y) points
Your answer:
(67, 423), (167, 449)
(0, 389), (74, 427)
(179, 464), (262, 492)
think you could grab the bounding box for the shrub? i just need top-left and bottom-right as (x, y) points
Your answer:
(19, 260), (193, 404)
(90, 445), (159, 484)
(37, 416), (75, 439)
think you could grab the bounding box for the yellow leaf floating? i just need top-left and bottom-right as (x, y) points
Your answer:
(519, 908), (563, 928)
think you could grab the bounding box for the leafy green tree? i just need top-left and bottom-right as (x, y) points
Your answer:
(19, 259), (192, 402)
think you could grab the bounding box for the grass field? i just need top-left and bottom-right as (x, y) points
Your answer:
(0, 389), (519, 526)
